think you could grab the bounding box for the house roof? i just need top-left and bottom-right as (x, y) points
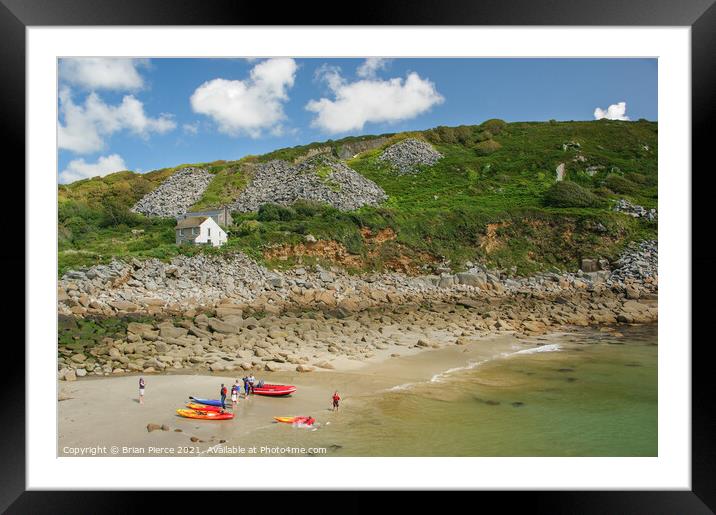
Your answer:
(175, 216), (208, 229)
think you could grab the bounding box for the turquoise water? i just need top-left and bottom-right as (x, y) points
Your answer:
(312, 325), (657, 457)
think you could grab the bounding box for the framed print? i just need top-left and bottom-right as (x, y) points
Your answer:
(3, 0), (713, 511)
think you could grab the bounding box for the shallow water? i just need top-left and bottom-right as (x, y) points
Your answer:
(275, 325), (657, 457)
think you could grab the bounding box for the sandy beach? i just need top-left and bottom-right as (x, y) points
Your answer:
(58, 331), (554, 457)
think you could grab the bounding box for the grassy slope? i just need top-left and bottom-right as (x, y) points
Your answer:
(58, 120), (657, 275)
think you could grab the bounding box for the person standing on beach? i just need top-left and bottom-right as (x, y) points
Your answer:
(231, 381), (239, 409)
(220, 383), (228, 409)
(138, 377), (145, 405)
(332, 391), (341, 411)
(248, 374), (256, 395)
(242, 376), (249, 397)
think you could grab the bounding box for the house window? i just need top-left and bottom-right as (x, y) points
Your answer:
(208, 228), (211, 237)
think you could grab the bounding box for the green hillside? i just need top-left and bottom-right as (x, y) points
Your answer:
(58, 119), (657, 275)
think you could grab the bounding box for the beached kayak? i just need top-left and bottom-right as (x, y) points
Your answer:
(274, 416), (315, 425)
(176, 408), (234, 420)
(189, 396), (225, 407)
(186, 402), (226, 412)
(274, 416), (299, 424)
(253, 384), (297, 396)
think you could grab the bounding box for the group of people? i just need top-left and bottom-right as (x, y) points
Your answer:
(138, 377), (342, 413)
(219, 376), (269, 409)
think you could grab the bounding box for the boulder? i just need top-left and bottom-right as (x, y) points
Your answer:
(521, 321), (547, 334)
(159, 324), (188, 339)
(215, 304), (243, 318)
(109, 300), (139, 312)
(495, 319), (514, 331)
(456, 273), (487, 288)
(581, 259), (600, 273)
(141, 329), (159, 341)
(296, 364), (314, 373)
(70, 354), (87, 363)
(127, 322), (153, 335)
(188, 325), (212, 339)
(208, 318), (241, 334)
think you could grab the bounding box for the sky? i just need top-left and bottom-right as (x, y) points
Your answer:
(57, 58), (657, 183)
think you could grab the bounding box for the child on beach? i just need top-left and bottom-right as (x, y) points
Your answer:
(332, 391), (340, 411)
(231, 381), (239, 409)
(139, 377), (145, 405)
(220, 384), (228, 409)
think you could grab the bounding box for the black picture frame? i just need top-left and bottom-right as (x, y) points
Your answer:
(2, 0), (713, 511)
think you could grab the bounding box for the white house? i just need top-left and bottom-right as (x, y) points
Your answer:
(175, 216), (227, 247)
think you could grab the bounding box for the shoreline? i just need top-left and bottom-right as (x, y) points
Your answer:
(58, 324), (655, 457)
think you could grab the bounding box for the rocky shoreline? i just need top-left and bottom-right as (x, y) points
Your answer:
(58, 240), (657, 381)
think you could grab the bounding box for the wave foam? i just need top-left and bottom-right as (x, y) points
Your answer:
(385, 343), (562, 392)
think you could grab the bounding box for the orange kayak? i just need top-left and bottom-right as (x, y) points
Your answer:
(186, 402), (226, 412)
(176, 408), (234, 420)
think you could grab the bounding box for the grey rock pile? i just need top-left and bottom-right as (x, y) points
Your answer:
(610, 240), (658, 284)
(613, 199), (658, 221)
(60, 252), (272, 307)
(232, 156), (387, 212)
(131, 167), (214, 219)
(378, 138), (443, 174)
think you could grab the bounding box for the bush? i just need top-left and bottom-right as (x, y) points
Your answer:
(624, 172), (648, 185)
(474, 130), (493, 142)
(481, 119), (507, 135)
(543, 181), (603, 208)
(257, 203), (296, 222)
(98, 197), (145, 228)
(237, 220), (262, 235)
(604, 174), (638, 194)
(292, 200), (332, 217)
(474, 139), (502, 155)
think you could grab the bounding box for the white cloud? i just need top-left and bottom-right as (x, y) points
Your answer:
(60, 58), (148, 91)
(356, 58), (391, 78)
(594, 101), (630, 121)
(190, 58), (297, 137)
(183, 122), (199, 135)
(59, 154), (127, 184)
(58, 87), (176, 154)
(306, 69), (444, 134)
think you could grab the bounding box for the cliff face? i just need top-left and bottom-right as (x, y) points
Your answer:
(336, 136), (390, 159)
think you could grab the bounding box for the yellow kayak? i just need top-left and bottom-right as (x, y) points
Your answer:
(176, 408), (234, 420)
(274, 416), (315, 425)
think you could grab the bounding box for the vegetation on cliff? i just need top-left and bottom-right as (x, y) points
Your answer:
(58, 119), (657, 275)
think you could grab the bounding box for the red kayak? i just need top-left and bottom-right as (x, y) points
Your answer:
(252, 384), (296, 396)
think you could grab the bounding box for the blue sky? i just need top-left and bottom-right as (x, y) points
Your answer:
(57, 58), (657, 183)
